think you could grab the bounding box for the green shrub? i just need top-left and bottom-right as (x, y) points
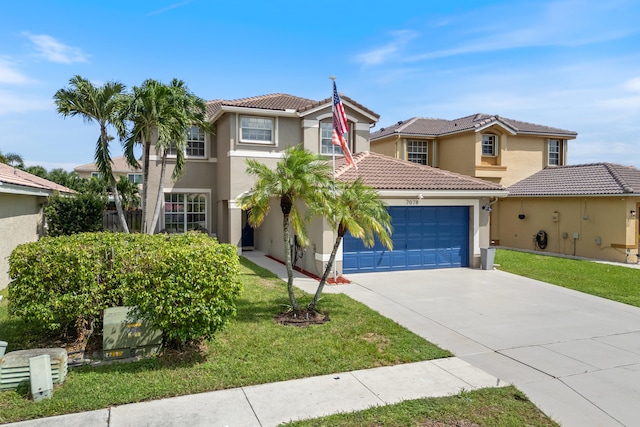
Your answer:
(126, 233), (243, 345)
(44, 191), (106, 236)
(8, 232), (242, 346)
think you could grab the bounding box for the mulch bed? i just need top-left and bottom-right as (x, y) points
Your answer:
(274, 309), (330, 326)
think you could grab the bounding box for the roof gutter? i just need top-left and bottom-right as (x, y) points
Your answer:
(0, 182), (54, 197)
(378, 190), (509, 198)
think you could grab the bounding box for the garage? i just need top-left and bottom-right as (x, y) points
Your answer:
(342, 205), (470, 273)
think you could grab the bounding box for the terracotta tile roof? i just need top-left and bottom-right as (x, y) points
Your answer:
(206, 93), (379, 121)
(334, 151), (505, 192)
(74, 156), (141, 173)
(0, 163), (73, 194)
(508, 163), (640, 196)
(298, 94), (380, 120)
(206, 93), (317, 117)
(371, 113), (577, 141)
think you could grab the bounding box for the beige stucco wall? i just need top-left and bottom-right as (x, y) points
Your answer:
(0, 193), (45, 289)
(438, 133), (477, 177)
(496, 196), (640, 263)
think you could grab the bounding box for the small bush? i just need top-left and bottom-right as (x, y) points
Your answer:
(8, 232), (242, 346)
(44, 191), (106, 236)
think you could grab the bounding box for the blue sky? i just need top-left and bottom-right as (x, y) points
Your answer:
(1, 0), (639, 171)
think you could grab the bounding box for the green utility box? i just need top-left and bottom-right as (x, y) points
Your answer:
(103, 306), (162, 360)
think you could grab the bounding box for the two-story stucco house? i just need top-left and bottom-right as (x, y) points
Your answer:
(143, 94), (506, 274)
(369, 114), (578, 187)
(74, 156), (143, 185)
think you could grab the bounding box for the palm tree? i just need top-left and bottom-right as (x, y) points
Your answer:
(239, 146), (332, 311)
(122, 79), (209, 234)
(307, 178), (393, 311)
(53, 75), (130, 233)
(148, 79), (209, 233)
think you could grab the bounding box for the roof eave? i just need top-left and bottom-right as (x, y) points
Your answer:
(0, 182), (55, 197)
(378, 190), (509, 198)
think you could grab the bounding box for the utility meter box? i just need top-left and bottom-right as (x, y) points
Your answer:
(103, 306), (162, 360)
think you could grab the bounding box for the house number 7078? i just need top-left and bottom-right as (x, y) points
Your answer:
(406, 199), (419, 205)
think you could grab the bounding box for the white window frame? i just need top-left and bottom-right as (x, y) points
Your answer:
(127, 173), (143, 184)
(482, 134), (498, 156)
(91, 172), (101, 179)
(320, 121), (348, 155)
(163, 192), (208, 233)
(167, 126), (207, 158)
(407, 140), (429, 165)
(548, 139), (562, 166)
(240, 116), (274, 145)
(185, 126), (206, 158)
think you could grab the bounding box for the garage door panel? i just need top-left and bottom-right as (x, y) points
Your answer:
(343, 206), (469, 273)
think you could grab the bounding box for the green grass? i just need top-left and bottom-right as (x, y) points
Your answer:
(0, 257), (451, 423)
(495, 249), (640, 307)
(284, 386), (558, 427)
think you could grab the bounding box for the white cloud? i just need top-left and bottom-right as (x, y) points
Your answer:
(367, 0), (639, 64)
(0, 58), (35, 85)
(23, 33), (89, 64)
(0, 89), (52, 115)
(624, 77), (640, 93)
(147, 1), (192, 16)
(355, 30), (418, 66)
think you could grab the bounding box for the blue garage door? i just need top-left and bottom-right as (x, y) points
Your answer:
(343, 206), (469, 273)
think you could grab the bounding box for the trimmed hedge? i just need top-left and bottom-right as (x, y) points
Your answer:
(44, 191), (106, 236)
(8, 232), (242, 345)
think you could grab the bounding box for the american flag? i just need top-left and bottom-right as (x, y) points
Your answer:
(332, 81), (357, 169)
(333, 81), (348, 135)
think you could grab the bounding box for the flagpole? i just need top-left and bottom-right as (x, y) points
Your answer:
(330, 76), (337, 282)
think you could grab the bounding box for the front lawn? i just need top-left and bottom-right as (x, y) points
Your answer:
(0, 257), (450, 423)
(495, 249), (640, 307)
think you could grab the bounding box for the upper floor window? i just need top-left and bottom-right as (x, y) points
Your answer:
(548, 139), (563, 166)
(482, 134), (498, 156)
(320, 122), (348, 155)
(186, 126), (206, 157)
(240, 116), (273, 144)
(407, 140), (428, 165)
(128, 173), (143, 184)
(167, 126), (206, 158)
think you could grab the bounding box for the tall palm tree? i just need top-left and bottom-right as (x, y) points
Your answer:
(54, 75), (130, 233)
(122, 79), (208, 234)
(148, 79), (209, 233)
(239, 146), (332, 311)
(307, 178), (393, 311)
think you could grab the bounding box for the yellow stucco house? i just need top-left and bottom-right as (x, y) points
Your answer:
(497, 163), (640, 264)
(369, 114), (578, 187)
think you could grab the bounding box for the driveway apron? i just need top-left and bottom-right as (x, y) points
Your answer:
(337, 268), (640, 427)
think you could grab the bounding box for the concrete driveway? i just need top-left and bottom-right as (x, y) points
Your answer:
(335, 268), (640, 427)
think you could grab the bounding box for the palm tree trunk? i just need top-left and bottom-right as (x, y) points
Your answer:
(112, 184), (130, 233)
(282, 213), (300, 311)
(308, 233), (342, 311)
(141, 137), (150, 233)
(149, 153), (167, 234)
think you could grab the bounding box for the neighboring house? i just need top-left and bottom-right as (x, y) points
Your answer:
(74, 155), (143, 185)
(144, 93), (506, 273)
(0, 163), (73, 289)
(496, 163), (640, 264)
(369, 114), (578, 187)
